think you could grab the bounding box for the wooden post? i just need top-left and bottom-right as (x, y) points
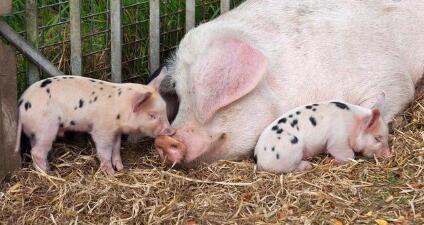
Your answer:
(0, 21), (64, 77)
(70, 0), (83, 76)
(110, 0), (122, 83)
(149, 0), (160, 72)
(25, 0), (40, 84)
(0, 0), (12, 15)
(185, 0), (195, 32)
(0, 41), (20, 181)
(220, 0), (230, 14)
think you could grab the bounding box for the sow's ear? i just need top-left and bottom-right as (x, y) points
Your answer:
(372, 92), (386, 111)
(132, 92), (152, 113)
(147, 65), (179, 122)
(148, 66), (168, 90)
(192, 37), (267, 123)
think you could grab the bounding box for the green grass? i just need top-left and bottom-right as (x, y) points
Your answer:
(1, 0), (244, 94)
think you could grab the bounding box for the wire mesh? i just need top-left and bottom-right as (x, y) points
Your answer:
(3, 0), (245, 93)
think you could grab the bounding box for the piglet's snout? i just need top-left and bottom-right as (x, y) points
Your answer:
(379, 147), (392, 158)
(160, 128), (175, 136)
(154, 135), (186, 165)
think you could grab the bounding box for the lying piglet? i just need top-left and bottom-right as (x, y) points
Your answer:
(254, 93), (391, 173)
(15, 76), (173, 175)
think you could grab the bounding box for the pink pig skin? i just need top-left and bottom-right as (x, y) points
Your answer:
(154, 0), (424, 167)
(255, 97), (390, 173)
(15, 76), (173, 175)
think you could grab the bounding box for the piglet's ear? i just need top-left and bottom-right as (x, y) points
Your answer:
(363, 108), (381, 130)
(132, 92), (152, 113)
(192, 37), (267, 123)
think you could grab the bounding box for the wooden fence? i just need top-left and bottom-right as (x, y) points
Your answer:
(0, 0), (20, 181)
(18, 0), (236, 84)
(0, 0), (240, 180)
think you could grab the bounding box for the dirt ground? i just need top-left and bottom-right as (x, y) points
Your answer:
(0, 99), (423, 225)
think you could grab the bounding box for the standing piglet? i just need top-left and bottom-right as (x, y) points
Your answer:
(254, 94), (391, 173)
(15, 76), (173, 175)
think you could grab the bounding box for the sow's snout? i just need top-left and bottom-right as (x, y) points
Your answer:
(154, 135), (187, 165)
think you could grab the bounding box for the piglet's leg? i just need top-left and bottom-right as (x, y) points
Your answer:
(31, 140), (53, 173)
(30, 122), (58, 173)
(295, 161), (313, 171)
(327, 141), (355, 164)
(91, 131), (115, 175)
(112, 135), (124, 171)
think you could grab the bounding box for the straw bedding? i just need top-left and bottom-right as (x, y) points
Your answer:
(1, 99), (423, 225)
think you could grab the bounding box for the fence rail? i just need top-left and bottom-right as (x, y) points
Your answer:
(1, 0), (245, 93)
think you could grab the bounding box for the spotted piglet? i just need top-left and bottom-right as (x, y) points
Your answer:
(254, 93), (391, 173)
(15, 76), (173, 175)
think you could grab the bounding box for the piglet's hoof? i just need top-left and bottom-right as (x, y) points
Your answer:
(154, 135), (187, 166)
(100, 163), (115, 176)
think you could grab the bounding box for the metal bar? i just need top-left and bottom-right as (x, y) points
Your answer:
(185, 0), (195, 32)
(25, 0), (40, 84)
(220, 0), (230, 14)
(81, 11), (110, 20)
(149, 0), (160, 72)
(38, 20), (70, 30)
(122, 1), (149, 9)
(38, 1), (69, 9)
(110, 0), (122, 83)
(0, 21), (65, 77)
(70, 0), (83, 75)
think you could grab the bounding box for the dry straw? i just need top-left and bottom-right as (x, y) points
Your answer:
(1, 99), (423, 225)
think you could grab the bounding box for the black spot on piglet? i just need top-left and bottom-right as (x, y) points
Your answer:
(309, 117), (317, 126)
(116, 114), (120, 120)
(276, 128), (283, 134)
(79, 99), (84, 108)
(278, 118), (287, 123)
(290, 119), (298, 128)
(332, 102), (350, 110)
(272, 125), (279, 131)
(291, 136), (298, 144)
(70, 121), (76, 126)
(40, 79), (52, 88)
(305, 105), (313, 109)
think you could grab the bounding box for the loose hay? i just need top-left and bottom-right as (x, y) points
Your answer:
(1, 100), (424, 225)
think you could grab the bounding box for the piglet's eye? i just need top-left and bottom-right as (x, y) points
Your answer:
(148, 113), (158, 120)
(374, 136), (383, 142)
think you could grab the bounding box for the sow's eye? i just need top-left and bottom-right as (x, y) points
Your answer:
(148, 112), (158, 120)
(374, 136), (383, 142)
